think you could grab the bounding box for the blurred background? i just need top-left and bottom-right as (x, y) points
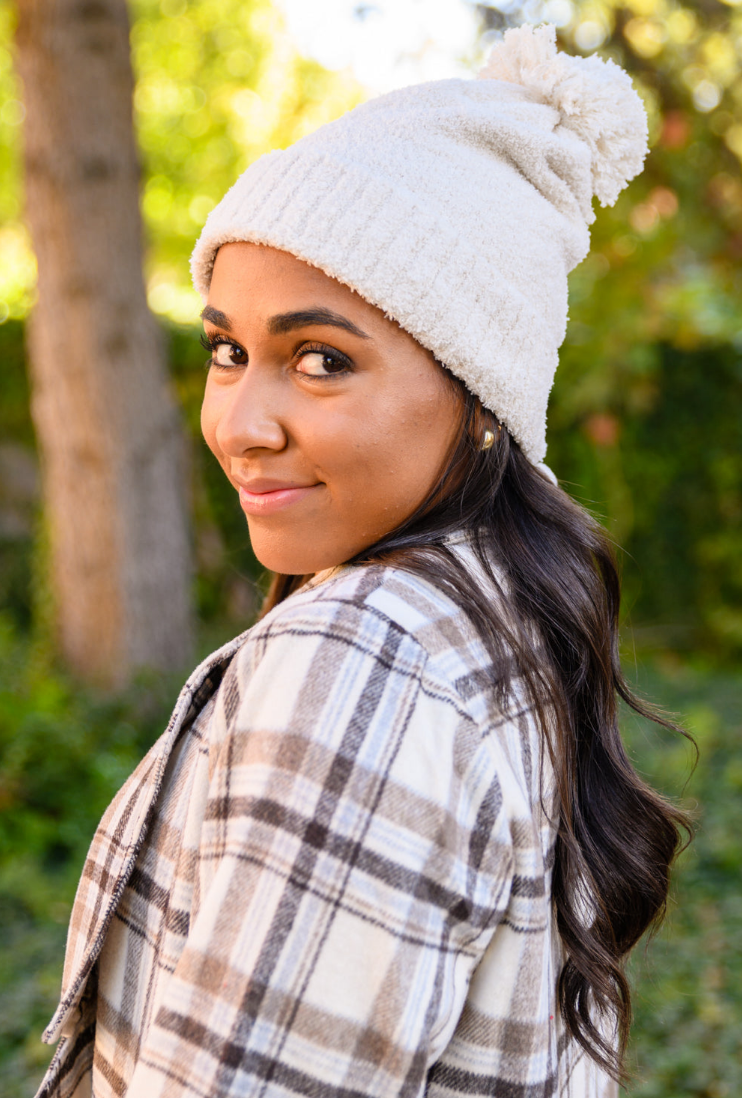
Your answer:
(0, 0), (740, 1093)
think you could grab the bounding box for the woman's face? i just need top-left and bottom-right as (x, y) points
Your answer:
(201, 243), (461, 575)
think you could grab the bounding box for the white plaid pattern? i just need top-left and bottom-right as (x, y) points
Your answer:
(36, 549), (617, 1098)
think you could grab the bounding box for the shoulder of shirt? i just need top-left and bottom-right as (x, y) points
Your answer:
(237, 540), (504, 705)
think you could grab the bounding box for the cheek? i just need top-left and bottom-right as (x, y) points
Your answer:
(200, 381), (224, 462)
(306, 410), (394, 490)
(314, 384), (456, 512)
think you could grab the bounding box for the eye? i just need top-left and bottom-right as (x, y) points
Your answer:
(296, 347), (351, 378)
(212, 341), (247, 368)
(200, 333), (247, 368)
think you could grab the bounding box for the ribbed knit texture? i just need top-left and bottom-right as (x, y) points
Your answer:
(191, 24), (647, 465)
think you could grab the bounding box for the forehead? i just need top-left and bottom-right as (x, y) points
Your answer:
(206, 242), (436, 366)
(209, 242), (374, 321)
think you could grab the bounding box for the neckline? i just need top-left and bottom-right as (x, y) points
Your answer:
(301, 528), (472, 592)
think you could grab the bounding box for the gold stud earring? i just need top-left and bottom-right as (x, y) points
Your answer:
(481, 424), (501, 451)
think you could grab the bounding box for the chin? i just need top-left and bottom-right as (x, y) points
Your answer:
(248, 528), (350, 576)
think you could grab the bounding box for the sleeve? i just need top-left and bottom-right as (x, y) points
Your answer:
(126, 598), (516, 1098)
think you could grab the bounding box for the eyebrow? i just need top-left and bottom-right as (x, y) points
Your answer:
(200, 304), (369, 340)
(268, 308), (370, 340)
(200, 305), (232, 330)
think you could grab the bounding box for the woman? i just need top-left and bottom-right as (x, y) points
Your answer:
(37, 24), (689, 1098)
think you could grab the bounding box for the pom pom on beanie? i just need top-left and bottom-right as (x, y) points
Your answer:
(191, 25), (648, 468)
(478, 23), (648, 211)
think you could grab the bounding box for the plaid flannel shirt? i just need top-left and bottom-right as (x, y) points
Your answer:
(37, 546), (617, 1098)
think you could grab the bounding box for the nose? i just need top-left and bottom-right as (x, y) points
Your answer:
(212, 366), (288, 458)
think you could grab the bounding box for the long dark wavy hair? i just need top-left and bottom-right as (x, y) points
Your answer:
(263, 375), (692, 1081)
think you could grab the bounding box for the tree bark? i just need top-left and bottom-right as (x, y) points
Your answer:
(15, 0), (193, 687)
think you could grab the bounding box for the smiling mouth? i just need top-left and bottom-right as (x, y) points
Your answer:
(237, 484), (320, 517)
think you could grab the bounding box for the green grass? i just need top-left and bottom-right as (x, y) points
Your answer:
(623, 657), (742, 1097)
(1, 624), (740, 1096)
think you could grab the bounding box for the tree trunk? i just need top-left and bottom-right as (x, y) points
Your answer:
(15, 0), (193, 687)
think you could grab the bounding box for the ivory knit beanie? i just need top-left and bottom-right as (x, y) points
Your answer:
(191, 24), (648, 471)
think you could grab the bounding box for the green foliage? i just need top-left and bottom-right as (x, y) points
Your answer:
(621, 658), (742, 1095)
(0, 1), (35, 320)
(549, 339), (742, 653)
(0, 319), (30, 443)
(0, 620), (178, 917)
(535, 0), (742, 655)
(129, 0), (362, 320)
(0, 320), (35, 630)
(0, 617), (179, 1095)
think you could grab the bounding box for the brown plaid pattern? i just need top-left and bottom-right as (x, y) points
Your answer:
(37, 551), (617, 1098)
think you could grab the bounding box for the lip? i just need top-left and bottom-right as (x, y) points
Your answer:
(236, 479), (321, 516)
